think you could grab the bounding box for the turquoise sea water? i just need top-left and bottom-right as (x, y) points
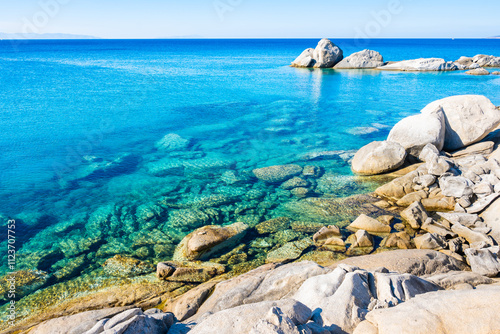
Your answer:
(0, 39), (500, 307)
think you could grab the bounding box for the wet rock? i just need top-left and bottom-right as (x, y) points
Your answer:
(291, 221), (325, 233)
(351, 141), (407, 175)
(466, 67), (490, 75)
(155, 133), (190, 152)
(464, 246), (500, 277)
(355, 286), (500, 334)
(0, 270), (49, 300)
(334, 249), (468, 276)
(102, 255), (154, 278)
(379, 58), (458, 71)
(347, 214), (391, 234)
(172, 222), (248, 261)
(146, 158), (185, 176)
(156, 261), (225, 283)
(334, 49), (384, 68)
(266, 238), (313, 263)
(420, 95), (500, 151)
(253, 164), (303, 183)
(401, 201), (429, 229)
(313, 225), (341, 241)
(167, 208), (220, 230)
(387, 106), (446, 156)
(302, 165), (322, 178)
(255, 217), (291, 234)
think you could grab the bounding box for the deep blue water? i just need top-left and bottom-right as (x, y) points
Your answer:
(0, 39), (499, 299)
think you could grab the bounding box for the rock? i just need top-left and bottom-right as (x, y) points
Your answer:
(437, 212), (480, 227)
(312, 38), (343, 68)
(163, 281), (218, 321)
(424, 270), (494, 289)
(493, 71), (500, 75)
(28, 307), (133, 334)
(465, 246), (500, 277)
(396, 190), (428, 207)
(190, 299), (311, 334)
(193, 262), (327, 320)
(102, 255), (154, 278)
(0, 270), (49, 300)
(454, 56), (474, 68)
(266, 238), (314, 263)
(450, 141), (495, 158)
(480, 198), (500, 242)
(334, 49), (383, 69)
(375, 169), (420, 200)
(466, 192), (500, 214)
(420, 196), (456, 211)
(172, 222), (248, 261)
(253, 164), (303, 183)
(333, 249), (468, 276)
(103, 308), (143, 330)
(383, 231), (412, 249)
(414, 233), (447, 250)
(291, 221), (325, 233)
(346, 230), (374, 256)
(426, 155), (451, 176)
(401, 201), (429, 229)
(313, 225), (341, 241)
(472, 54), (500, 67)
(466, 67), (490, 75)
(249, 306), (311, 334)
(351, 141), (407, 175)
(452, 223), (492, 245)
(439, 176), (473, 198)
(378, 58), (458, 71)
(255, 217), (291, 234)
(281, 176), (310, 190)
(291, 48), (315, 67)
(419, 143), (440, 162)
(302, 165), (322, 178)
(355, 286), (500, 334)
(347, 214), (391, 234)
(473, 182), (494, 196)
(155, 133), (190, 151)
(420, 95), (500, 151)
(156, 261), (225, 283)
(387, 107), (446, 157)
(421, 219), (456, 238)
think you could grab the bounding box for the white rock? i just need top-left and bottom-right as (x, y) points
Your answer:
(313, 38), (343, 68)
(465, 246), (500, 277)
(466, 67), (490, 75)
(387, 107), (446, 156)
(418, 143), (440, 162)
(378, 58), (458, 71)
(420, 95), (500, 151)
(466, 192), (500, 214)
(439, 176), (473, 198)
(334, 49), (384, 69)
(291, 48), (315, 68)
(351, 141), (407, 175)
(472, 54), (500, 67)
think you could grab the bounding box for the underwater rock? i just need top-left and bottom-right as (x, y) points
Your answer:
(0, 270), (49, 300)
(167, 208), (220, 230)
(156, 261), (225, 283)
(102, 255), (154, 278)
(280, 177), (309, 190)
(290, 187), (311, 198)
(351, 141), (407, 175)
(266, 238), (313, 263)
(255, 217), (292, 234)
(155, 133), (190, 152)
(253, 164), (303, 183)
(52, 254), (87, 281)
(145, 158), (185, 176)
(302, 165), (322, 178)
(172, 222), (249, 261)
(291, 221), (326, 233)
(334, 49), (384, 69)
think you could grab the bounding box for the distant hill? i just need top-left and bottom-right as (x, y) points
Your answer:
(0, 32), (99, 40)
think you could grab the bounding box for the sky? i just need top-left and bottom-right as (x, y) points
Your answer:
(0, 0), (499, 39)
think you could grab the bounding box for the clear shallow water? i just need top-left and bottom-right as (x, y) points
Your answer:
(0, 39), (500, 306)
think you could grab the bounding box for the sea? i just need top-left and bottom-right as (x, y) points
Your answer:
(0, 38), (499, 319)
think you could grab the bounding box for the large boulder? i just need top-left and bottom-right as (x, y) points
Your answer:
(378, 58), (458, 71)
(472, 54), (500, 67)
(332, 249), (468, 276)
(172, 222), (248, 261)
(313, 38), (343, 68)
(420, 95), (500, 151)
(354, 286), (500, 334)
(351, 141), (407, 175)
(291, 39), (343, 68)
(334, 49), (384, 69)
(387, 106), (446, 157)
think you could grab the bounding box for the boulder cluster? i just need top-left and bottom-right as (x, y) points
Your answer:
(291, 38), (500, 74)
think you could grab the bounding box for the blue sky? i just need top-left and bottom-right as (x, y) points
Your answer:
(0, 0), (499, 38)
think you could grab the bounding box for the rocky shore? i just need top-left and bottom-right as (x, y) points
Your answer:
(291, 38), (500, 74)
(7, 92), (499, 334)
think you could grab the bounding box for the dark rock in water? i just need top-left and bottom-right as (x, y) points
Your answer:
(156, 261), (225, 283)
(102, 255), (154, 278)
(253, 164), (303, 183)
(53, 254), (87, 281)
(0, 270), (49, 300)
(255, 217), (291, 234)
(173, 222), (249, 261)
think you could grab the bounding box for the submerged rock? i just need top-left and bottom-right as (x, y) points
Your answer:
(156, 261), (225, 283)
(420, 95), (500, 151)
(172, 222), (249, 261)
(102, 255), (154, 278)
(253, 164), (303, 183)
(334, 49), (384, 69)
(351, 141), (407, 175)
(155, 133), (190, 152)
(0, 270), (49, 300)
(266, 238), (313, 263)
